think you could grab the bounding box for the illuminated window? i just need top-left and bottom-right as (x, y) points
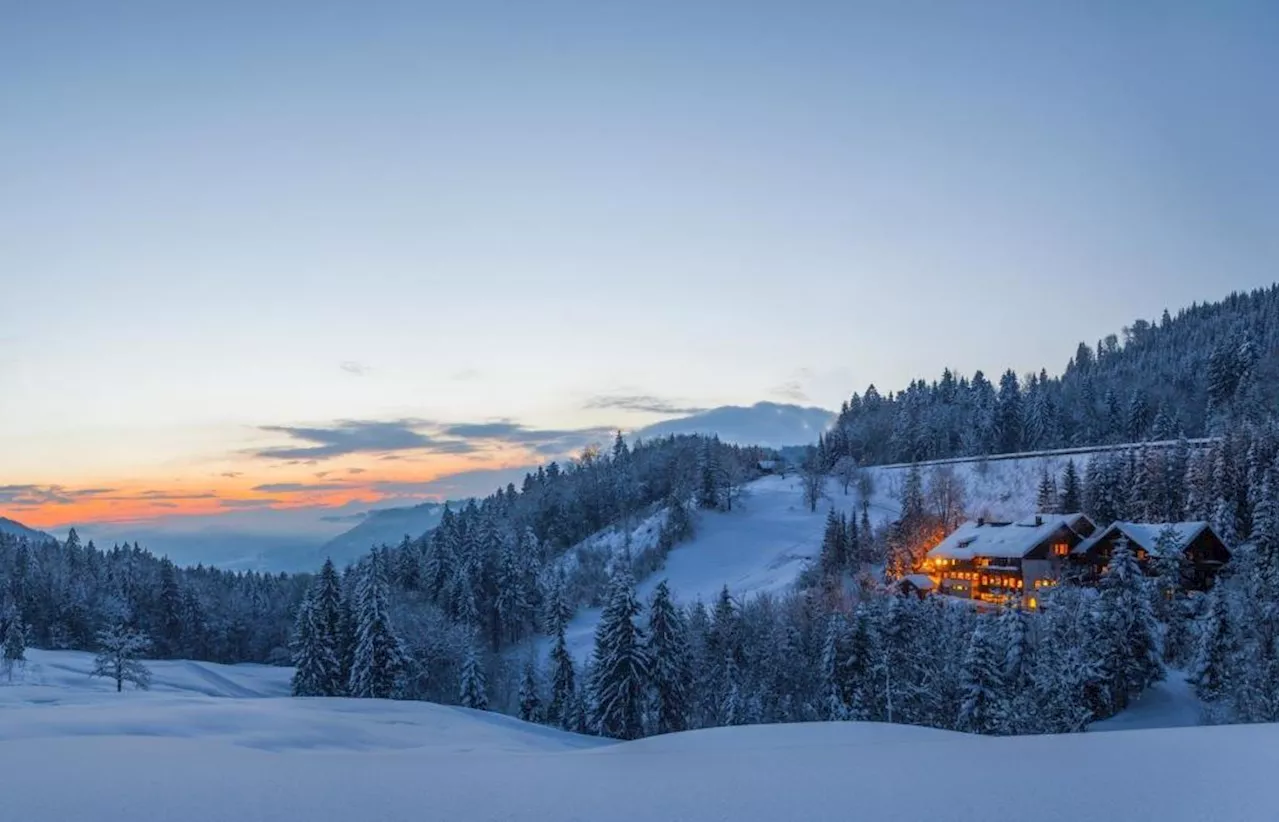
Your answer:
(1028, 597), (1038, 610)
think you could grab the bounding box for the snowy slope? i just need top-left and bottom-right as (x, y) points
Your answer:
(4, 648), (293, 700)
(0, 676), (1272, 822)
(0, 515), (53, 542)
(551, 474), (882, 660)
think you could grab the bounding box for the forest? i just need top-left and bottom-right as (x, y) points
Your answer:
(1, 286), (1276, 736)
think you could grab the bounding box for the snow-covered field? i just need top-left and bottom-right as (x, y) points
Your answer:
(1, 650), (1274, 822)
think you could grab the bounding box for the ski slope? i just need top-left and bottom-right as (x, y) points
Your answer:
(552, 474), (883, 659)
(0, 669), (1273, 822)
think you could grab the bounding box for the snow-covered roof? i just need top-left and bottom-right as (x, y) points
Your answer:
(900, 574), (936, 590)
(1073, 521), (1214, 557)
(927, 513), (1093, 560)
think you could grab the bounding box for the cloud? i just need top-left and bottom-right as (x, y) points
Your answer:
(347, 467), (367, 474)
(219, 471), (243, 478)
(253, 419), (475, 461)
(250, 482), (350, 493)
(771, 379), (810, 402)
(250, 416), (612, 463)
(440, 420), (614, 454)
(339, 361), (372, 376)
(0, 485), (117, 507)
(450, 368), (481, 381)
(583, 394), (708, 415)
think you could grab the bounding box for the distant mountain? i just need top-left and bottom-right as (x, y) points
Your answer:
(317, 501), (449, 568)
(635, 402), (835, 449)
(0, 516), (53, 543)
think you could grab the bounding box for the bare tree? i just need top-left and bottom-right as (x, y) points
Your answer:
(856, 468), (875, 505)
(833, 456), (859, 496)
(800, 451), (826, 513)
(926, 465), (968, 531)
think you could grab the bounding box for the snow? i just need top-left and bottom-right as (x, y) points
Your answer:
(927, 514), (1090, 560)
(1, 668), (1273, 822)
(1075, 521), (1213, 557)
(4, 648), (293, 700)
(1089, 670), (1207, 732)
(551, 474), (871, 659)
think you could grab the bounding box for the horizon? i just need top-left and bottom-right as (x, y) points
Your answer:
(2, 2), (1275, 539)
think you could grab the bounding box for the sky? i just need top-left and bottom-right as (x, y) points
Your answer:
(1, 1), (1275, 535)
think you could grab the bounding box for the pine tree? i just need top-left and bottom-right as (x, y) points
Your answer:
(957, 616), (1007, 734)
(1093, 538), (1163, 713)
(518, 659), (543, 722)
(1059, 459), (1082, 512)
(1036, 469), (1058, 513)
(820, 612), (851, 720)
(588, 561), (649, 740)
(348, 554), (409, 699)
(1150, 525), (1189, 665)
(290, 590), (339, 697)
(1191, 583), (1232, 704)
(2, 609), (25, 681)
(459, 644), (489, 710)
(645, 580), (691, 735)
(91, 625), (152, 692)
(546, 619), (578, 731)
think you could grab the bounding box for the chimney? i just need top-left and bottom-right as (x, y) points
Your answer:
(1035, 515), (1043, 526)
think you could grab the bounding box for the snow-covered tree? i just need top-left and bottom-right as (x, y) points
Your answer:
(1092, 538), (1163, 713)
(348, 553), (409, 699)
(645, 580), (691, 735)
(588, 560), (649, 740)
(518, 659), (542, 722)
(291, 590), (340, 697)
(2, 609), (26, 681)
(957, 615), (1007, 734)
(92, 625), (152, 692)
(546, 620), (577, 730)
(459, 643), (489, 710)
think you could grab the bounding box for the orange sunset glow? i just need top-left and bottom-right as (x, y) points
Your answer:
(9, 450), (536, 530)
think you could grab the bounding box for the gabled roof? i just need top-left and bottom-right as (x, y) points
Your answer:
(927, 513), (1093, 560)
(900, 573), (936, 590)
(1073, 521), (1217, 557)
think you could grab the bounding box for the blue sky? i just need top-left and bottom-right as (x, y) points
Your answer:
(0, 1), (1274, 528)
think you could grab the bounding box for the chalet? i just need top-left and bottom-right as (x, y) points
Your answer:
(920, 513), (1097, 609)
(897, 574), (936, 599)
(1072, 521), (1230, 591)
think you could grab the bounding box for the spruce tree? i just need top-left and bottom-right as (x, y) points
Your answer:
(1059, 459), (1082, 512)
(1093, 538), (1163, 713)
(290, 591), (338, 697)
(588, 561), (649, 740)
(518, 659), (543, 723)
(348, 553), (409, 699)
(2, 610), (25, 681)
(546, 621), (578, 731)
(1036, 469), (1058, 513)
(957, 616), (1007, 734)
(645, 580), (691, 735)
(459, 644), (489, 710)
(1191, 583), (1232, 704)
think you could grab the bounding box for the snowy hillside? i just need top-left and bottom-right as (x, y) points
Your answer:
(0, 657), (1272, 822)
(550, 443), (1184, 661)
(0, 515), (52, 543)
(316, 501), (449, 569)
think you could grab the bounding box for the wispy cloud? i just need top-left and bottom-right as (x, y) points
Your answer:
(251, 418), (612, 462)
(339, 360), (372, 376)
(771, 369), (814, 403)
(583, 394), (708, 415)
(250, 482), (350, 493)
(253, 419), (474, 460)
(218, 498), (284, 510)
